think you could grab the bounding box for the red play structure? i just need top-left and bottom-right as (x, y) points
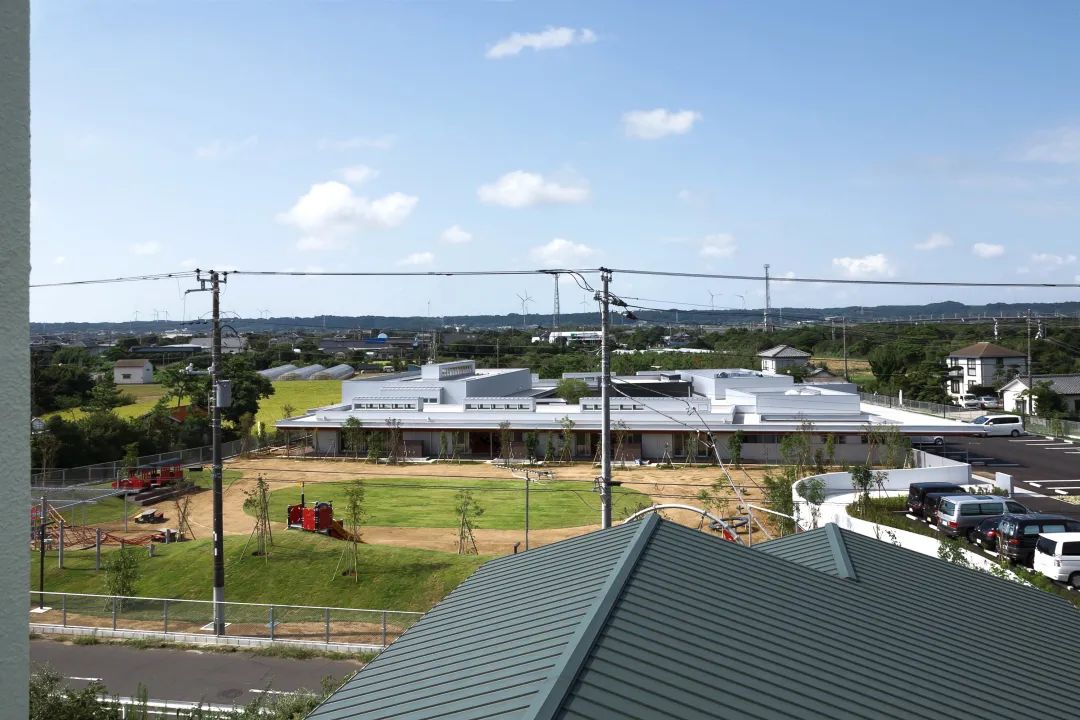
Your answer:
(286, 498), (358, 542)
(113, 459), (185, 492)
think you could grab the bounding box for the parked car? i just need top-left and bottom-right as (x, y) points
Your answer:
(907, 482), (967, 518)
(970, 414), (1024, 437)
(999, 515), (1080, 566)
(956, 393), (981, 409)
(937, 496), (1029, 540)
(971, 515), (1008, 551)
(1033, 532), (1080, 589)
(923, 492), (972, 526)
(977, 395), (1000, 409)
(911, 435), (945, 446)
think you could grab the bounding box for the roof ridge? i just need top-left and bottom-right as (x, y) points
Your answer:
(823, 523), (857, 580)
(525, 514), (660, 720)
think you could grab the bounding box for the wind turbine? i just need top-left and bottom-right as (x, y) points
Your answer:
(516, 292), (534, 330)
(708, 290), (722, 311)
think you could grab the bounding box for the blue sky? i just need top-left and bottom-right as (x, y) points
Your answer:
(29, 1), (1080, 322)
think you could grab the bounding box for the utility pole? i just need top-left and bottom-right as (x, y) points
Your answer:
(552, 274), (560, 330)
(763, 264), (772, 332)
(186, 270), (228, 636)
(842, 317), (849, 381)
(1026, 310), (1033, 416)
(596, 269), (613, 529)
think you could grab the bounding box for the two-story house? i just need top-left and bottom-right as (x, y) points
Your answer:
(757, 344), (812, 374)
(945, 342), (1026, 401)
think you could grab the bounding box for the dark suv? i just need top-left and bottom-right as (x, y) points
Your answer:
(907, 482), (966, 519)
(999, 514), (1080, 566)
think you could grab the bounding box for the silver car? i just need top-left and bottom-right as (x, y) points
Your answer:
(937, 495), (1028, 541)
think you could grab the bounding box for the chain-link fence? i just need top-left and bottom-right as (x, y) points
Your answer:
(31, 437), (272, 487)
(29, 592), (421, 649)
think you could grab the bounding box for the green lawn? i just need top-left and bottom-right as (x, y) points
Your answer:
(44, 384), (178, 422)
(256, 380), (343, 427)
(259, 477), (648, 530)
(31, 531), (487, 611)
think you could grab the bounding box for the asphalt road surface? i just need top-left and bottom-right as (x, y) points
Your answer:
(30, 639), (362, 706)
(936, 435), (1080, 485)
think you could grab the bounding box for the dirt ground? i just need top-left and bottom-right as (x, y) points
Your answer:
(154, 457), (771, 555)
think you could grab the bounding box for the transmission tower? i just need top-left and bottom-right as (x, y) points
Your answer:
(552, 274), (560, 329)
(763, 263), (772, 332)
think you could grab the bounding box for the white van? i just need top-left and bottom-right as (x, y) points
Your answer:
(971, 414), (1024, 437)
(1033, 532), (1080, 589)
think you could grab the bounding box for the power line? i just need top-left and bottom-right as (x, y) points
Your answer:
(30, 271), (199, 289)
(607, 268), (1080, 288)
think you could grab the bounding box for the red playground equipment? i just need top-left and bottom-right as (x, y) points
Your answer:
(286, 497), (359, 542)
(113, 459), (184, 492)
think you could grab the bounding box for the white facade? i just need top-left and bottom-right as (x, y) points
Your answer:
(945, 343), (1026, 400)
(114, 360), (153, 384)
(278, 360), (979, 461)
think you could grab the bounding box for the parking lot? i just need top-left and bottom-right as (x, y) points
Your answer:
(929, 435), (1079, 486)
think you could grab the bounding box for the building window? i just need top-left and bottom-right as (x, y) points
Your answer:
(966, 359), (976, 376)
(121, 373), (131, 380)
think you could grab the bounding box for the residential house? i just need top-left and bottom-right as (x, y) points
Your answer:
(757, 344), (811, 373)
(1000, 374), (1080, 416)
(945, 342), (1026, 401)
(309, 516), (1080, 719)
(113, 359), (153, 384)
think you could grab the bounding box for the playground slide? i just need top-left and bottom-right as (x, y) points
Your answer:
(329, 519), (359, 543)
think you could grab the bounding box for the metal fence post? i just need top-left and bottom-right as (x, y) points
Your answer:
(381, 612), (387, 648)
(62, 594), (67, 627)
(324, 608), (330, 644)
(112, 598), (118, 630)
(269, 606), (275, 640)
(163, 599), (169, 634)
(95, 529), (102, 570)
(58, 521), (64, 568)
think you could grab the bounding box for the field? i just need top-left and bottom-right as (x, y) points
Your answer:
(31, 532), (486, 611)
(255, 380), (343, 427)
(42, 380), (343, 426)
(258, 477), (649, 530)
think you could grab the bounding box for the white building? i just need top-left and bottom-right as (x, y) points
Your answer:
(945, 342), (1026, 400)
(757, 345), (812, 374)
(189, 336), (246, 354)
(1000, 374), (1080, 416)
(276, 360), (976, 463)
(113, 359), (153, 384)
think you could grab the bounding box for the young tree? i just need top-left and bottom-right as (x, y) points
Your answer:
(559, 416), (576, 462)
(342, 479), (367, 580)
(342, 417), (365, 459)
(455, 489), (483, 555)
(367, 430), (385, 463)
(524, 431), (539, 462)
(120, 441), (140, 480)
(242, 474), (273, 559)
(237, 412), (256, 454)
(385, 418), (403, 463)
(613, 421), (630, 467)
(727, 430), (744, 468)
(281, 403), (296, 420)
(498, 421), (513, 466)
(796, 476), (827, 529)
(554, 378), (590, 404)
(849, 464), (875, 512)
(103, 547), (141, 610)
(159, 364), (202, 408)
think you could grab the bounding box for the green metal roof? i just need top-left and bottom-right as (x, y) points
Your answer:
(310, 517), (1080, 719)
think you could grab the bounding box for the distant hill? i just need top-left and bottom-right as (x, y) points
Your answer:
(30, 300), (1080, 337)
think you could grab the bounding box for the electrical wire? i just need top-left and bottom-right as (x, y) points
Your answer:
(606, 268), (1080, 288)
(30, 271), (199, 289)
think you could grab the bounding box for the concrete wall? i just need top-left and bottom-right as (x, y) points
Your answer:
(0, 2), (30, 711)
(457, 369), (531, 403)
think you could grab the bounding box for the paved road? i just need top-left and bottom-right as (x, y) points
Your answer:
(31, 639), (362, 706)
(935, 436), (1080, 485)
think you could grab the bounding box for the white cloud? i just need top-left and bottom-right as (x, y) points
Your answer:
(179, 258), (198, 269)
(440, 225), (473, 244)
(196, 135), (258, 159)
(1031, 252), (1077, 267)
(699, 234), (737, 259)
(971, 242), (1005, 258)
(529, 238), (596, 265)
(832, 253), (895, 277)
(478, 171), (589, 208)
(486, 26), (596, 59)
(278, 180), (419, 251)
(1021, 126), (1080, 164)
(398, 252), (434, 267)
(318, 135), (396, 151)
(130, 241), (162, 256)
(622, 109), (702, 139)
(53, 255), (65, 265)
(341, 165), (378, 184)
(915, 232), (953, 251)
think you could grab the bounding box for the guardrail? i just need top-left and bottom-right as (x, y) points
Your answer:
(29, 592), (422, 651)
